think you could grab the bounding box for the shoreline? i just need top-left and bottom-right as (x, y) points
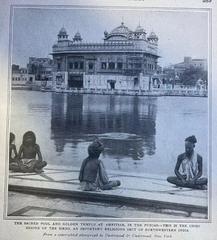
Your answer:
(11, 87), (208, 98)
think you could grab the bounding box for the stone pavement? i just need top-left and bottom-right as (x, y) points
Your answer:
(8, 191), (198, 219)
(8, 165), (208, 219)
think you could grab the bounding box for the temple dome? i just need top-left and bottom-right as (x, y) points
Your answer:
(57, 27), (69, 42)
(58, 27), (67, 36)
(110, 22), (131, 35)
(73, 32), (82, 42)
(135, 25), (146, 33)
(104, 22), (132, 41)
(148, 32), (158, 40)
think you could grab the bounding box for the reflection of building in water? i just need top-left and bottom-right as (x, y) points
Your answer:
(51, 93), (83, 152)
(51, 94), (156, 158)
(52, 23), (159, 91)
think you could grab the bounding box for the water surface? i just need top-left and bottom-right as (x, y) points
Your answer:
(10, 91), (208, 176)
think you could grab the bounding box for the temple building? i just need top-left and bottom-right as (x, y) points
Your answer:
(51, 22), (159, 91)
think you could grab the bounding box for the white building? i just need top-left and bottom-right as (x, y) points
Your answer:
(51, 22), (160, 92)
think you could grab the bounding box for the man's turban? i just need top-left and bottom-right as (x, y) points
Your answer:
(185, 135), (197, 144)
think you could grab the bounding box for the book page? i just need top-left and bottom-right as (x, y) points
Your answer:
(0, 0), (216, 239)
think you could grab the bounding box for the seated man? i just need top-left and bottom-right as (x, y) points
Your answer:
(79, 139), (121, 191)
(16, 131), (47, 173)
(9, 132), (19, 171)
(167, 135), (207, 189)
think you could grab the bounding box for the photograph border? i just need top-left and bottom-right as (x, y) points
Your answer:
(4, 3), (212, 223)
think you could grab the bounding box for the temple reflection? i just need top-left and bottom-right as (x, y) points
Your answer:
(51, 93), (157, 162)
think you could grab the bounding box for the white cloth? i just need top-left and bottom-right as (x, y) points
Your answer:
(181, 152), (198, 180)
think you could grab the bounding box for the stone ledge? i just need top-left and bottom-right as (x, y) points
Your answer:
(9, 183), (207, 216)
(8, 166), (208, 217)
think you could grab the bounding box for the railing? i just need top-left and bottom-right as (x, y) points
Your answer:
(52, 42), (158, 55)
(54, 87), (208, 97)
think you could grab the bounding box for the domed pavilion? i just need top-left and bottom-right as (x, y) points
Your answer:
(52, 22), (159, 91)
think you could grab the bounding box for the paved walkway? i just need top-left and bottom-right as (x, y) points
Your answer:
(8, 165), (208, 219)
(9, 191), (198, 219)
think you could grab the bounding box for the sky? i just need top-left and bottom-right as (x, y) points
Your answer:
(11, 7), (209, 68)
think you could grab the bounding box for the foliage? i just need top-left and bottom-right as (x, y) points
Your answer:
(179, 66), (208, 86)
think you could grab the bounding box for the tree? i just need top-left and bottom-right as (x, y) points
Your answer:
(179, 66), (208, 86)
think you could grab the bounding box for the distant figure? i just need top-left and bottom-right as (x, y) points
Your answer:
(9, 132), (19, 171)
(9, 132), (18, 162)
(167, 136), (207, 189)
(79, 139), (121, 191)
(17, 131), (47, 173)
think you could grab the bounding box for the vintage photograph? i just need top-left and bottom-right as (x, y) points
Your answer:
(7, 6), (209, 219)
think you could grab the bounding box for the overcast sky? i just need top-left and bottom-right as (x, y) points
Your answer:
(12, 7), (209, 67)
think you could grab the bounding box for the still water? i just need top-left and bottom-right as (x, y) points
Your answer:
(10, 91), (208, 176)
